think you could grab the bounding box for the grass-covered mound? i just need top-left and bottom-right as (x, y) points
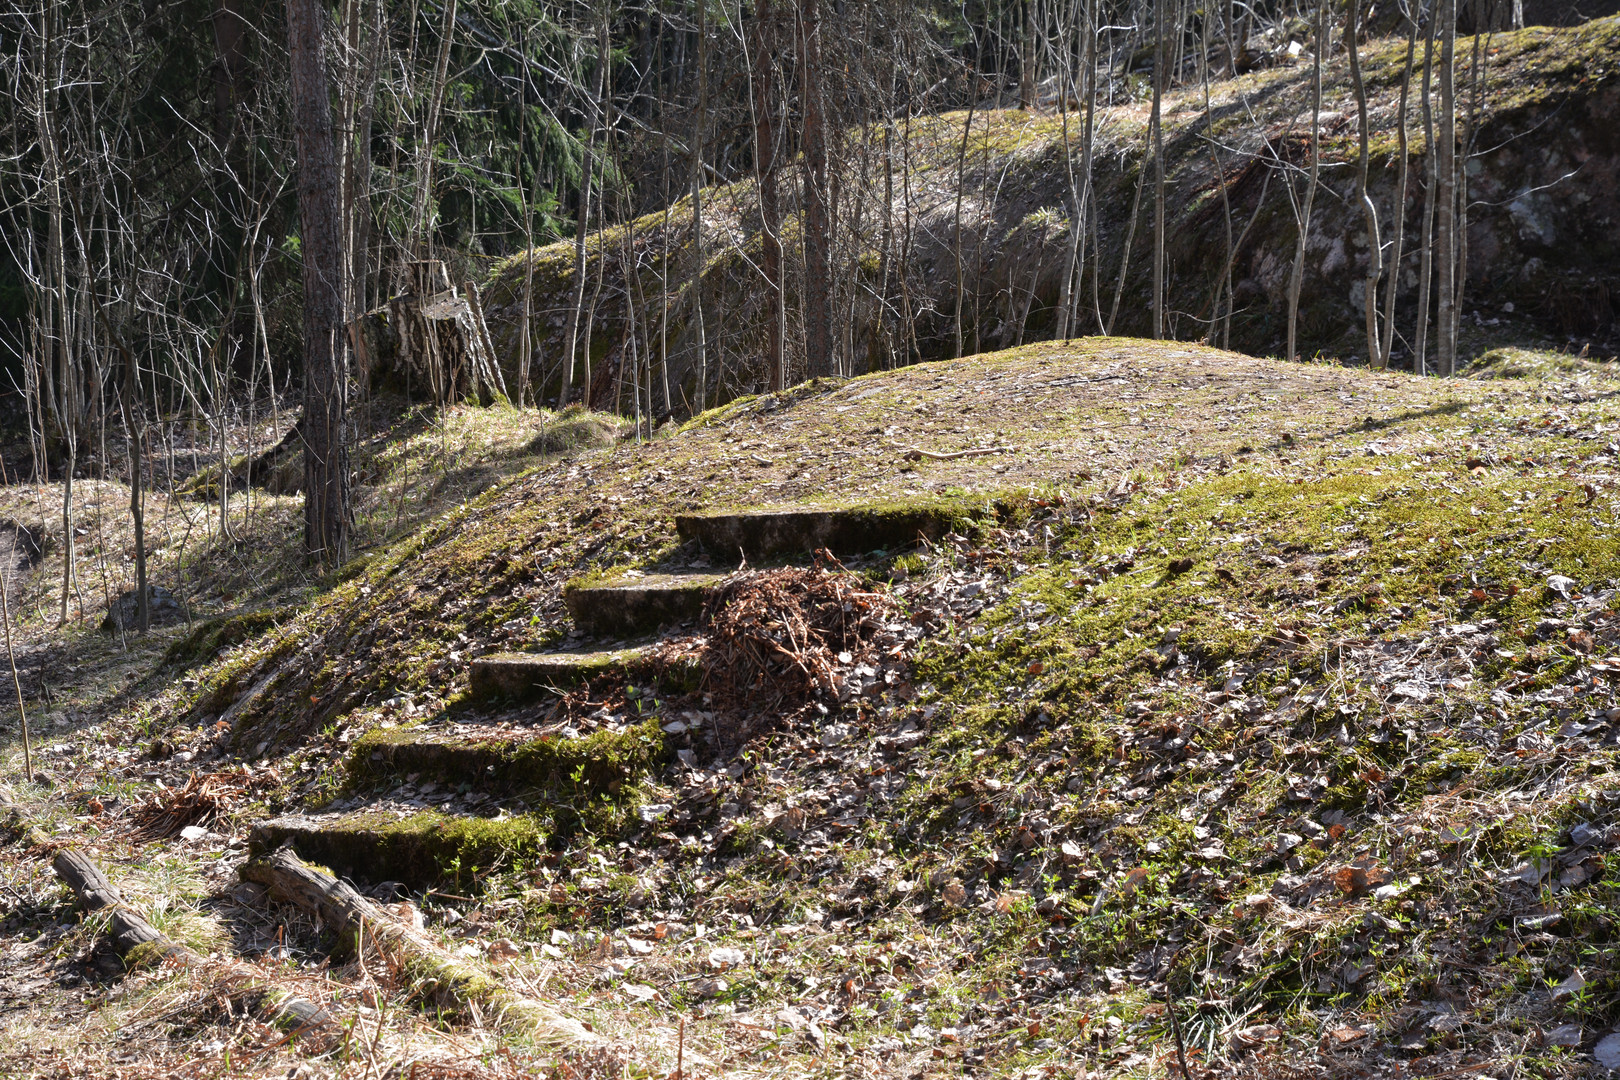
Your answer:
(7, 339), (1620, 1076)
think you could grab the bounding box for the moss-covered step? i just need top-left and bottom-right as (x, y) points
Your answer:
(674, 502), (962, 558)
(469, 646), (652, 701)
(248, 808), (547, 888)
(348, 717), (665, 797)
(561, 571), (724, 635)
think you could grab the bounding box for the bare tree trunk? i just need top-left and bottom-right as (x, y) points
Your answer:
(952, 86), (977, 358)
(1150, 0), (1167, 339)
(799, 0), (834, 377)
(1082, 5), (1103, 332)
(1381, 9), (1419, 368)
(515, 15), (534, 406)
(1106, 126), (1150, 336)
(1414, 10), (1439, 375)
(1456, 12), (1487, 365)
(1200, 0), (1235, 347)
(410, 0), (458, 256)
(1054, 0), (1081, 341)
(750, 1), (786, 392)
(1436, 0), (1458, 376)
(36, 1), (79, 622)
(113, 327), (148, 633)
(288, 0), (350, 565)
(691, 0), (711, 409)
(347, 0), (383, 328)
(1348, 0), (1382, 367)
(562, 12), (609, 406)
(1286, 1), (1326, 363)
(1020, 0), (1037, 110)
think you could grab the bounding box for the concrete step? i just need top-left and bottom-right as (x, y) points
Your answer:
(469, 645), (653, 702)
(347, 717), (665, 798)
(248, 807), (547, 888)
(675, 502), (960, 559)
(562, 571), (724, 636)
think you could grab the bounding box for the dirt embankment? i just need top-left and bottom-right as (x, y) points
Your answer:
(465, 17), (1619, 408)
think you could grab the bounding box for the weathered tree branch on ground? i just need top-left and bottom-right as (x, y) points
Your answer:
(23, 826), (335, 1038)
(895, 444), (1015, 462)
(240, 846), (596, 1046)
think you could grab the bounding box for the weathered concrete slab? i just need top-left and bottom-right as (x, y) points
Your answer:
(468, 646), (652, 701)
(248, 808), (547, 888)
(562, 572), (724, 635)
(347, 718), (664, 797)
(674, 504), (960, 559)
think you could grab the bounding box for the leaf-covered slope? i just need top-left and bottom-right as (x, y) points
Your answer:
(36, 339), (1620, 1077)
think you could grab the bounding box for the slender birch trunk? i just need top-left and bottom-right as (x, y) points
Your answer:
(1348, 0), (1383, 367)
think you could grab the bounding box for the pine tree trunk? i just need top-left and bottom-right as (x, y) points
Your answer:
(288, 0), (350, 565)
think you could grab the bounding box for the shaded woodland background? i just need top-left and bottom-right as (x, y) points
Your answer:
(1, 0), (1618, 569)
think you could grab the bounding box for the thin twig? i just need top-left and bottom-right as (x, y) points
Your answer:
(1168, 996), (1193, 1079)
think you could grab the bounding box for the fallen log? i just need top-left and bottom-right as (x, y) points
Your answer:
(25, 827), (336, 1038)
(240, 846), (595, 1046)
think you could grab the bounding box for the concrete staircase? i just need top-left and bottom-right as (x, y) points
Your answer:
(249, 502), (951, 885)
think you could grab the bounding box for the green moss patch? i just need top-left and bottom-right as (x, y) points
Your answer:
(249, 810), (548, 890)
(347, 717), (665, 801)
(162, 606), (298, 671)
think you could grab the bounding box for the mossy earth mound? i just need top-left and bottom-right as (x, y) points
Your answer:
(93, 337), (1620, 1076)
(167, 337), (1478, 760)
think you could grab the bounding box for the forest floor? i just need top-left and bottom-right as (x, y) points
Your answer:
(4, 337), (1620, 1078)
